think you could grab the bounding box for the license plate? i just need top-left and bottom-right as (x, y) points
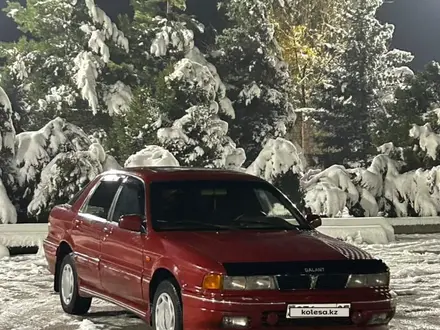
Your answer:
(286, 303), (351, 318)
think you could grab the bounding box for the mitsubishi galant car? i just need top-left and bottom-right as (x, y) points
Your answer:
(43, 167), (395, 329)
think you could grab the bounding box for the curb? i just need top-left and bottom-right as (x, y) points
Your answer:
(2, 217), (440, 255)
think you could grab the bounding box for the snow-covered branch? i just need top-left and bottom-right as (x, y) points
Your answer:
(28, 143), (121, 216)
(247, 137), (305, 183)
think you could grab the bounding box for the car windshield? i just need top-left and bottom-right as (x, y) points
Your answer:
(150, 180), (309, 231)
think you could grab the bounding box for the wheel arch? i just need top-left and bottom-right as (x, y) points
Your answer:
(54, 241), (73, 292)
(149, 267), (184, 327)
(149, 267), (181, 303)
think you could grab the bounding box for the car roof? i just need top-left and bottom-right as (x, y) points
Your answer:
(102, 166), (264, 183)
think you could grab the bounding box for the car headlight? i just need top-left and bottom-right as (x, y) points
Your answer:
(346, 273), (390, 288)
(202, 274), (278, 290)
(223, 275), (278, 290)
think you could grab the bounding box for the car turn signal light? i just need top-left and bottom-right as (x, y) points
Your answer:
(202, 273), (223, 290)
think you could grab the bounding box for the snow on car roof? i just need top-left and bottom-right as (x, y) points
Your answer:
(119, 166), (261, 182)
(125, 166), (241, 174)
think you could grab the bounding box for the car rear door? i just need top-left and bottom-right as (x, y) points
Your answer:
(100, 176), (147, 308)
(71, 174), (123, 290)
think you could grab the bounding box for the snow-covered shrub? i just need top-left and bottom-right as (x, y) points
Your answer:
(305, 105), (440, 218)
(219, 139), (246, 170)
(377, 142), (405, 161)
(409, 123), (440, 161)
(303, 153), (415, 218)
(125, 145), (180, 168)
(0, 179), (17, 224)
(28, 143), (120, 217)
(247, 138), (304, 182)
(14, 117), (90, 201)
(304, 150), (440, 218)
(247, 138), (305, 207)
(302, 165), (361, 217)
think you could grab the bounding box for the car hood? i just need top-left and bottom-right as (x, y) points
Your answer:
(159, 229), (372, 263)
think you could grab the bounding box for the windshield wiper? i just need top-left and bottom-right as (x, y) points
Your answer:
(157, 220), (235, 230)
(233, 216), (299, 230)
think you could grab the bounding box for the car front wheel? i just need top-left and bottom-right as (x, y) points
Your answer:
(152, 280), (183, 330)
(59, 253), (92, 315)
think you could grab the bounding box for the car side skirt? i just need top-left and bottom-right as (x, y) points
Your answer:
(79, 286), (149, 322)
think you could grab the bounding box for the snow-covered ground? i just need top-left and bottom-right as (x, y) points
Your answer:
(362, 234), (440, 330)
(1, 234), (440, 329)
(0, 257), (145, 330)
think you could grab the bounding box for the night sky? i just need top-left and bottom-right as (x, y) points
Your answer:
(0, 0), (438, 71)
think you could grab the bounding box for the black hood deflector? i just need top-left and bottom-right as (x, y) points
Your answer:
(222, 259), (389, 276)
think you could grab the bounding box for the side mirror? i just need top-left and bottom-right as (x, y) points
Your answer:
(306, 214), (322, 229)
(119, 214), (144, 233)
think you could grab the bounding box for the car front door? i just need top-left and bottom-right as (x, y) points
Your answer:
(71, 174), (123, 291)
(100, 176), (147, 308)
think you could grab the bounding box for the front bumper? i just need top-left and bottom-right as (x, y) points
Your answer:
(182, 289), (396, 330)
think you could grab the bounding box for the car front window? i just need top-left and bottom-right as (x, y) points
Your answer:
(150, 180), (308, 232)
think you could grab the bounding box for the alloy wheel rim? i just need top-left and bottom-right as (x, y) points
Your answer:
(61, 264), (74, 305)
(155, 292), (175, 330)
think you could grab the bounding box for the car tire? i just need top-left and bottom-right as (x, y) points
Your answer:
(59, 253), (92, 315)
(152, 280), (183, 330)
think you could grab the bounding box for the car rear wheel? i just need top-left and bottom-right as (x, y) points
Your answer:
(59, 253), (92, 315)
(152, 280), (183, 330)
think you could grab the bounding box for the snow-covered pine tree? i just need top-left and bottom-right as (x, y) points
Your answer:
(111, 0), (244, 168)
(205, 0), (306, 201)
(0, 61), (28, 133)
(110, 86), (162, 163)
(12, 117), (94, 220)
(109, 0), (196, 163)
(0, 87), (16, 178)
(271, 2), (350, 163)
(313, 0), (412, 168)
(374, 61), (440, 171)
(213, 0), (297, 165)
(273, 0), (350, 108)
(28, 143), (121, 218)
(160, 46), (243, 168)
(1, 0), (131, 134)
(0, 87), (18, 224)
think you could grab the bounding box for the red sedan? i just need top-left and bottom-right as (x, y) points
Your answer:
(43, 167), (395, 329)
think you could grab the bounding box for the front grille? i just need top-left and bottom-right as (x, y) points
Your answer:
(276, 274), (349, 290)
(276, 275), (311, 290)
(261, 311), (353, 327)
(315, 274), (349, 289)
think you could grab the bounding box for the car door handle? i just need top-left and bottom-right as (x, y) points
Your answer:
(103, 227), (113, 234)
(74, 219), (83, 226)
